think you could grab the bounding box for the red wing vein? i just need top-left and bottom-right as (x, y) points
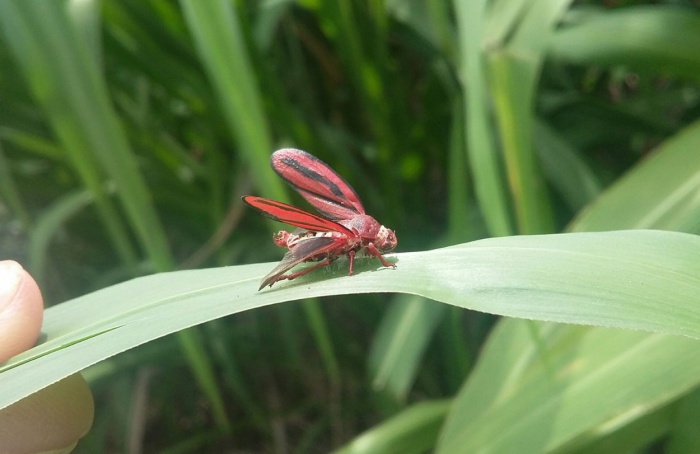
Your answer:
(243, 196), (354, 235)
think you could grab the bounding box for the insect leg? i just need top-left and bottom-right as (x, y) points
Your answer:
(274, 258), (334, 285)
(366, 243), (395, 268)
(347, 250), (356, 275)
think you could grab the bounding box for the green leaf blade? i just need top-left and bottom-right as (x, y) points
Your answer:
(2, 230), (699, 412)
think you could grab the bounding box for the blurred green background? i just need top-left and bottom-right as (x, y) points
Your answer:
(1, 0), (700, 452)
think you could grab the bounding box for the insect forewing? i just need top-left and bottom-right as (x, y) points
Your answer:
(258, 236), (341, 289)
(270, 148), (364, 220)
(243, 196), (354, 235)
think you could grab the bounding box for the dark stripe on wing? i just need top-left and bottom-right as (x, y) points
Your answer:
(271, 149), (365, 220)
(243, 196), (354, 235)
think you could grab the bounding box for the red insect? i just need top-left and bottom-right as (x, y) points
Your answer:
(243, 148), (397, 290)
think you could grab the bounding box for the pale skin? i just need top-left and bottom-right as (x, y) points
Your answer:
(0, 260), (94, 454)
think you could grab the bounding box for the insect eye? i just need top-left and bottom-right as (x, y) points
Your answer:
(376, 227), (397, 251)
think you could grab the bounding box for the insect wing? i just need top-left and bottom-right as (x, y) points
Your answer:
(258, 236), (341, 289)
(243, 196), (354, 236)
(271, 148), (365, 220)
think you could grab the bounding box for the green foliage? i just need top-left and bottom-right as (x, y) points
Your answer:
(1, 0), (699, 452)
